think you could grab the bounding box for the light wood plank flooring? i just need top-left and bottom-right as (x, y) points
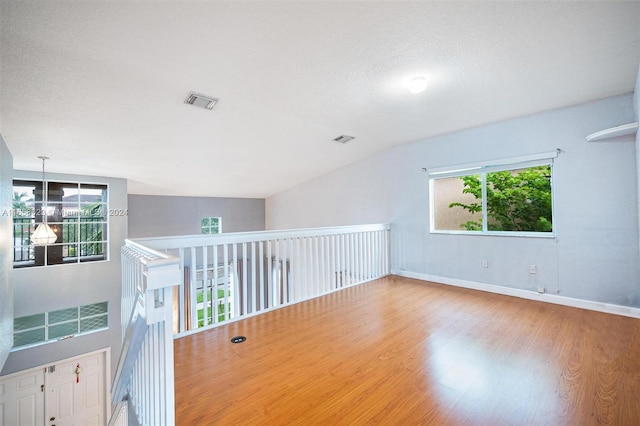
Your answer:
(174, 276), (640, 425)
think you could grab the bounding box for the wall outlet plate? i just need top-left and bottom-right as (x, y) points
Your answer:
(529, 264), (537, 274)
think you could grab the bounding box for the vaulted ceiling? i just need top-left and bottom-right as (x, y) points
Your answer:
(1, 1), (639, 198)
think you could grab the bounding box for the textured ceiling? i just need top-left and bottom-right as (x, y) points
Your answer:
(1, 1), (639, 198)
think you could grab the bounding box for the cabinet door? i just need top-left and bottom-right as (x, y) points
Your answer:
(45, 353), (105, 426)
(0, 369), (45, 426)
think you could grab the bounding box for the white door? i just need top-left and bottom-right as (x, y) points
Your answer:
(45, 352), (105, 426)
(0, 368), (45, 426)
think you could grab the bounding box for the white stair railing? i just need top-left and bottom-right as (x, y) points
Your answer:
(110, 240), (180, 426)
(130, 224), (390, 336)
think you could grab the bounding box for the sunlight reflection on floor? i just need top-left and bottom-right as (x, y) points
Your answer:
(427, 332), (561, 422)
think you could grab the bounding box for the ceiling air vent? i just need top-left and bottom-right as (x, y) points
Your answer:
(184, 92), (219, 110)
(333, 135), (355, 144)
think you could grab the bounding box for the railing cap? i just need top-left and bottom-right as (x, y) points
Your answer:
(128, 223), (391, 251)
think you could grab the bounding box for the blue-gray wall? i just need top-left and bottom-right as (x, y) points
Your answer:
(1, 171), (127, 378)
(128, 194), (265, 238)
(636, 66), (640, 257)
(0, 134), (14, 371)
(267, 94), (640, 307)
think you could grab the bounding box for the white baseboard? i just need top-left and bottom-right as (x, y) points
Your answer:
(391, 269), (640, 319)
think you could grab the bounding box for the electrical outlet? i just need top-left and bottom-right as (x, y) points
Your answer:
(537, 286), (545, 294)
(482, 258), (488, 268)
(529, 264), (537, 274)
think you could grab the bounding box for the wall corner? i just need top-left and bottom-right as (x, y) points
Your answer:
(0, 133), (14, 371)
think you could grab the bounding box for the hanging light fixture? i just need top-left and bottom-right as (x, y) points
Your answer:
(30, 156), (57, 245)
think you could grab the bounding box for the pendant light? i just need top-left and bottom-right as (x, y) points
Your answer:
(30, 156), (57, 245)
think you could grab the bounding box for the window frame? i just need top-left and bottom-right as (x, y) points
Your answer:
(11, 301), (110, 351)
(428, 151), (558, 238)
(201, 216), (222, 235)
(11, 179), (110, 268)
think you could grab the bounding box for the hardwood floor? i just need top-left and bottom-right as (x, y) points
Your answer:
(174, 276), (640, 425)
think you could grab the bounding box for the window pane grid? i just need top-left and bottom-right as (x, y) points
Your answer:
(12, 180), (109, 267)
(13, 217), (35, 262)
(48, 322), (79, 340)
(13, 313), (45, 331)
(12, 302), (109, 350)
(48, 307), (78, 323)
(13, 329), (46, 348)
(80, 301), (108, 316)
(80, 316), (109, 333)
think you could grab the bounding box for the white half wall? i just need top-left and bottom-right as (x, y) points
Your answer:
(1, 170), (127, 378)
(267, 94), (640, 307)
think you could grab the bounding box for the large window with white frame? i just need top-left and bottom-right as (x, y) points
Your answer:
(12, 180), (108, 267)
(429, 151), (557, 236)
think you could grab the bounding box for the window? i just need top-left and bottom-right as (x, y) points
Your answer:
(201, 217), (221, 234)
(12, 180), (108, 267)
(429, 151), (556, 236)
(12, 302), (109, 350)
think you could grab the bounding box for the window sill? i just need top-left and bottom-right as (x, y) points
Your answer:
(13, 256), (108, 269)
(430, 230), (556, 238)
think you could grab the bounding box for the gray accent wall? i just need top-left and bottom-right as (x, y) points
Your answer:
(0, 134), (13, 371)
(1, 170), (127, 378)
(636, 66), (640, 258)
(128, 195), (265, 238)
(266, 94), (640, 308)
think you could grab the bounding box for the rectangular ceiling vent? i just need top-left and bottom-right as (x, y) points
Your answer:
(333, 135), (355, 144)
(184, 92), (219, 110)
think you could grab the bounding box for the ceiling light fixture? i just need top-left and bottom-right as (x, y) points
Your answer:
(333, 135), (355, 144)
(184, 92), (219, 110)
(30, 156), (57, 246)
(408, 76), (428, 94)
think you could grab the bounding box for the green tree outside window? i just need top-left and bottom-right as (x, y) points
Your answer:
(448, 165), (552, 232)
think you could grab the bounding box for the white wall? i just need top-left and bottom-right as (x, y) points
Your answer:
(128, 194), (265, 238)
(267, 94), (640, 307)
(0, 170), (127, 378)
(0, 134), (13, 371)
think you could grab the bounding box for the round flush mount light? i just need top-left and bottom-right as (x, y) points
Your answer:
(407, 76), (428, 94)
